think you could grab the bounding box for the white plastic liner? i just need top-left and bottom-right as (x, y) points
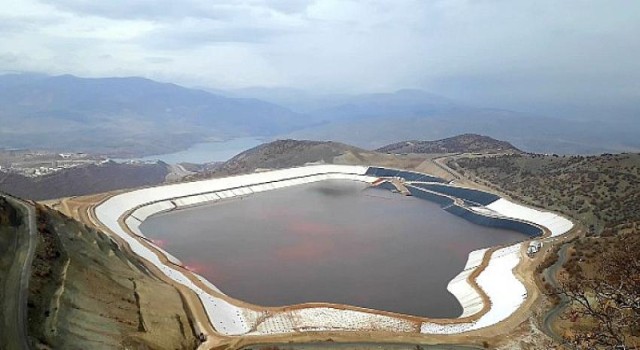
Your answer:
(94, 165), (371, 335)
(486, 198), (573, 237)
(95, 165), (573, 336)
(130, 201), (175, 221)
(446, 248), (489, 318)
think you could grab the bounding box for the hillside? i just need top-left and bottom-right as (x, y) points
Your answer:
(0, 196), (27, 349)
(377, 134), (521, 154)
(200, 139), (368, 178)
(22, 202), (198, 349)
(450, 152), (640, 347)
(0, 74), (304, 156)
(0, 161), (170, 200)
(451, 153), (640, 232)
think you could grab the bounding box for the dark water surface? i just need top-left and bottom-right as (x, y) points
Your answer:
(141, 180), (527, 318)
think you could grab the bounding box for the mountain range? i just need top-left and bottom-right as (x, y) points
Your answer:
(1, 73), (638, 156)
(0, 74), (303, 156)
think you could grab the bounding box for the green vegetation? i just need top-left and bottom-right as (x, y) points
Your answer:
(453, 152), (640, 349)
(377, 134), (521, 154)
(451, 153), (640, 233)
(197, 139), (365, 179)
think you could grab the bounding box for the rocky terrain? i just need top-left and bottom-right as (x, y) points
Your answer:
(26, 203), (198, 349)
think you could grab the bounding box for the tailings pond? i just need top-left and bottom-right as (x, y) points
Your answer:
(140, 180), (528, 318)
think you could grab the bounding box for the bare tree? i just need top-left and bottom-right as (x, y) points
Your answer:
(551, 233), (640, 349)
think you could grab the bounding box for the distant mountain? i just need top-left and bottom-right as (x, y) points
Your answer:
(226, 87), (350, 114)
(0, 161), (169, 200)
(4, 74), (639, 156)
(285, 107), (640, 155)
(224, 88), (467, 120)
(377, 134), (521, 154)
(0, 74), (305, 156)
(309, 89), (469, 122)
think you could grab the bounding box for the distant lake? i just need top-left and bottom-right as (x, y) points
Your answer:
(141, 180), (527, 318)
(123, 137), (264, 164)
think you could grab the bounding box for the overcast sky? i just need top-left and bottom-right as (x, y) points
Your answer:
(0, 0), (638, 118)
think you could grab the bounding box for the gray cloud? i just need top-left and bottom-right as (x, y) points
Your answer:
(39, 0), (314, 20)
(138, 18), (295, 50)
(0, 0), (638, 120)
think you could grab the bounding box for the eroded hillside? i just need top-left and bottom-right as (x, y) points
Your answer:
(26, 204), (198, 349)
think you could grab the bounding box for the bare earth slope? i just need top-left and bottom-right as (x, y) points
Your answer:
(377, 134), (521, 154)
(26, 203), (198, 349)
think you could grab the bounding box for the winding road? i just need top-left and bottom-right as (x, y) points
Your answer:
(3, 196), (36, 350)
(541, 242), (571, 345)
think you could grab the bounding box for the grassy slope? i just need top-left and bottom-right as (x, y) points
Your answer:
(27, 205), (197, 349)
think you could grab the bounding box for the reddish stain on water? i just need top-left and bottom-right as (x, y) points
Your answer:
(141, 180), (527, 318)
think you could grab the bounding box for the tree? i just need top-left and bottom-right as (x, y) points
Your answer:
(551, 233), (640, 349)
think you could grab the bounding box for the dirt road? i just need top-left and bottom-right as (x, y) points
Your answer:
(1, 196), (36, 350)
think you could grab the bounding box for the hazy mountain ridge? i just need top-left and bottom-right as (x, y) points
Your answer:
(228, 88), (471, 122)
(309, 89), (468, 121)
(377, 134), (521, 154)
(285, 112), (640, 155)
(2, 73), (638, 156)
(229, 87), (639, 155)
(0, 74), (304, 156)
